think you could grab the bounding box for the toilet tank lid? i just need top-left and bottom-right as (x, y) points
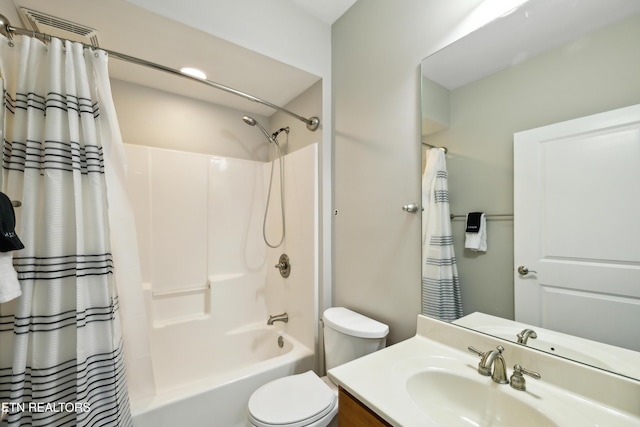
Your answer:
(323, 307), (389, 339)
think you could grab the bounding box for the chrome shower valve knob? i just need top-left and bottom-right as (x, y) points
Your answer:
(275, 254), (291, 278)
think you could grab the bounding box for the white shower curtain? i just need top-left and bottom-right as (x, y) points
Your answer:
(0, 35), (132, 426)
(421, 148), (463, 321)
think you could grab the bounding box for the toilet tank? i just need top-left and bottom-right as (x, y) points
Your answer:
(322, 307), (389, 371)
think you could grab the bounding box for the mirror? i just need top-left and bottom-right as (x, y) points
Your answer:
(421, 0), (640, 380)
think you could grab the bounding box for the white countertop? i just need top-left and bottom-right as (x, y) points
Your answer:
(328, 315), (640, 427)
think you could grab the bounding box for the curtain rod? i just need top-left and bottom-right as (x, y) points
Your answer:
(422, 142), (447, 154)
(0, 14), (320, 131)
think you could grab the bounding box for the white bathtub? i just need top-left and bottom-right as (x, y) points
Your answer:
(131, 325), (314, 427)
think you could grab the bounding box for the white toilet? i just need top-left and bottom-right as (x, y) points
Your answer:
(247, 307), (389, 427)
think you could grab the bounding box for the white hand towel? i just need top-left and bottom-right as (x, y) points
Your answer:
(465, 212), (487, 252)
(0, 251), (21, 303)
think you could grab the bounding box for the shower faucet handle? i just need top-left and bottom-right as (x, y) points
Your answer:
(275, 254), (291, 278)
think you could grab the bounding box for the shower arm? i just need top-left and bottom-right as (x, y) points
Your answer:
(0, 14), (320, 132)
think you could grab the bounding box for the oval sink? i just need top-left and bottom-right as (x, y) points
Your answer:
(406, 370), (558, 427)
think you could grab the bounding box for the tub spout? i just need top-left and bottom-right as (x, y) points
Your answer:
(267, 313), (288, 325)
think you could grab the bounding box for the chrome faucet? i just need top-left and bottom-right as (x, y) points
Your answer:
(267, 313), (288, 325)
(517, 328), (537, 345)
(468, 345), (509, 384)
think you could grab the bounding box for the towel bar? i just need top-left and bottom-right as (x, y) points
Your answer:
(450, 213), (513, 220)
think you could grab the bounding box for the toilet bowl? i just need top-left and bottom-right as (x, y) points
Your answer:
(247, 307), (389, 427)
(248, 371), (338, 427)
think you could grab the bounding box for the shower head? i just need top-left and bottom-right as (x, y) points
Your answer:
(272, 127), (290, 139)
(242, 115), (276, 144)
(242, 115), (256, 126)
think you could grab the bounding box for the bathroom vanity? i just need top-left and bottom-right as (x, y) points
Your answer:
(328, 315), (640, 426)
(338, 387), (390, 427)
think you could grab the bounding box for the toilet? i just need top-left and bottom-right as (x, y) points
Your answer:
(247, 307), (389, 427)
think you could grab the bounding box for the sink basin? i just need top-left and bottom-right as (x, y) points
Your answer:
(329, 315), (640, 427)
(406, 370), (558, 427)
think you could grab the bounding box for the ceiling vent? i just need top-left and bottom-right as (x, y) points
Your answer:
(18, 8), (100, 47)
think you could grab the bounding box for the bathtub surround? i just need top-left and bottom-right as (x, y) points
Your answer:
(125, 143), (318, 426)
(108, 75), (322, 410)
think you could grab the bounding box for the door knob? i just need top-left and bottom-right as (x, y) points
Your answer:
(402, 203), (419, 213)
(517, 266), (537, 275)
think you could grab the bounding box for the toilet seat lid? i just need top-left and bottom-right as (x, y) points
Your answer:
(248, 371), (337, 427)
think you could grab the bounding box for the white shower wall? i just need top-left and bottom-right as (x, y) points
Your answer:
(123, 143), (318, 388)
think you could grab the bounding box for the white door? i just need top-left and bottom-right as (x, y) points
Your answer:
(514, 104), (640, 352)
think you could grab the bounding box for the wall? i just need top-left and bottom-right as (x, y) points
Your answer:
(271, 80), (323, 156)
(424, 13), (640, 319)
(331, 0), (530, 344)
(111, 79), (271, 160)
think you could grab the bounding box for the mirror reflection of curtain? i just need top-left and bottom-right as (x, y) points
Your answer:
(421, 148), (462, 321)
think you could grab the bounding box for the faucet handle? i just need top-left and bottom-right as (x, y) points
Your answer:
(510, 364), (541, 391)
(468, 345), (504, 355)
(467, 345), (485, 357)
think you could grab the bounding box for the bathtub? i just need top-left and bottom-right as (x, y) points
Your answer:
(130, 324), (314, 427)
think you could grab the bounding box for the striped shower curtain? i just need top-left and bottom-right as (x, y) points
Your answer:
(0, 35), (132, 426)
(421, 148), (463, 321)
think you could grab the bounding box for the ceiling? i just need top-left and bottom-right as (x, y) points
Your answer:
(1, 0), (356, 117)
(422, 0), (640, 90)
(288, 0), (357, 25)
